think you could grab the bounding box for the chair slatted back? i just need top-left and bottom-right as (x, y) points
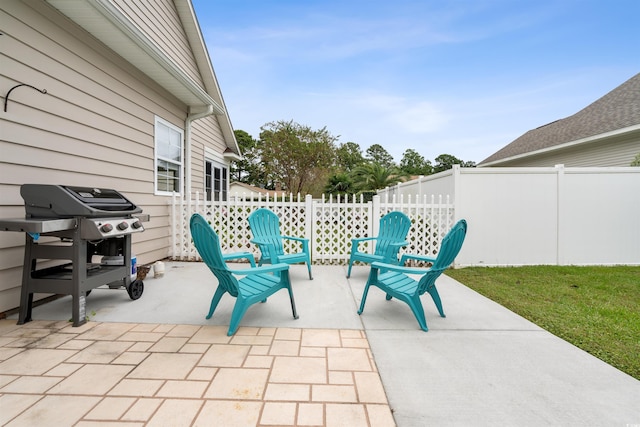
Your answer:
(248, 208), (285, 257)
(417, 219), (467, 295)
(190, 214), (240, 297)
(374, 211), (411, 256)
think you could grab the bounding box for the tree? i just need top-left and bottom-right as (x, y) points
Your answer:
(258, 120), (338, 194)
(336, 142), (366, 172)
(230, 129), (263, 185)
(365, 144), (395, 168)
(399, 149), (433, 175)
(433, 154), (476, 173)
(631, 153), (640, 166)
(324, 172), (355, 196)
(351, 162), (407, 192)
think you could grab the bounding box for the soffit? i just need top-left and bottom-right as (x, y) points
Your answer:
(45, 0), (224, 113)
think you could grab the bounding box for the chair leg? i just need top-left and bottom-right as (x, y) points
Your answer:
(206, 287), (226, 319)
(357, 282), (371, 315)
(228, 299), (251, 336)
(347, 257), (355, 278)
(288, 286), (299, 319)
(279, 271), (298, 319)
(359, 266), (379, 314)
(306, 261), (313, 280)
(407, 295), (428, 332)
(427, 285), (446, 318)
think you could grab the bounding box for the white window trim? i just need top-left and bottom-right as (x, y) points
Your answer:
(154, 116), (184, 196)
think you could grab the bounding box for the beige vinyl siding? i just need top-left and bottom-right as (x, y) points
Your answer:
(110, 0), (232, 195)
(113, 0), (202, 85)
(191, 118), (229, 193)
(493, 137), (640, 168)
(0, 0), (197, 312)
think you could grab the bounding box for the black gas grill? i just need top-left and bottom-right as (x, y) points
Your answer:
(0, 184), (148, 326)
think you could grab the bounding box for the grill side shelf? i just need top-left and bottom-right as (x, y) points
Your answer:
(0, 218), (77, 233)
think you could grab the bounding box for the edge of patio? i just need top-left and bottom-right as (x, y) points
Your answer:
(2, 262), (639, 426)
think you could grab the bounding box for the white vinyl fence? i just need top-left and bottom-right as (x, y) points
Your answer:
(170, 193), (455, 265)
(379, 165), (640, 266)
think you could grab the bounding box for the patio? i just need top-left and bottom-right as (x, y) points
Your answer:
(1, 263), (639, 426)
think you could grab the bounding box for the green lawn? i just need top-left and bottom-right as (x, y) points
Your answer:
(446, 265), (640, 380)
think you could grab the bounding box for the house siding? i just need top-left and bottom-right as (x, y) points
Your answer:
(112, 0), (201, 85)
(488, 135), (640, 167)
(112, 0), (230, 195)
(0, 0), (231, 313)
(191, 120), (228, 194)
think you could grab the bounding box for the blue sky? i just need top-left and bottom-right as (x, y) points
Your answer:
(192, 0), (639, 164)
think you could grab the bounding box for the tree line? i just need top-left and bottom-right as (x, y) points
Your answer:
(231, 120), (476, 198)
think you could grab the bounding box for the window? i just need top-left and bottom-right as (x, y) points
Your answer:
(205, 159), (228, 201)
(155, 117), (183, 195)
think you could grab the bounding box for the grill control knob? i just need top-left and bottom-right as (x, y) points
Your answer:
(131, 220), (142, 229)
(117, 222), (129, 231)
(100, 223), (114, 233)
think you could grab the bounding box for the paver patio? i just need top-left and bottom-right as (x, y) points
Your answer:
(0, 320), (393, 426)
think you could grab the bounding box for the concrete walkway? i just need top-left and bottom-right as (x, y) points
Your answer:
(1, 262), (639, 426)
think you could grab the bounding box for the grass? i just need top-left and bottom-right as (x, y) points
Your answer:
(446, 265), (640, 380)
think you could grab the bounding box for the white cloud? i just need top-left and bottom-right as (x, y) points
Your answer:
(197, 0), (639, 165)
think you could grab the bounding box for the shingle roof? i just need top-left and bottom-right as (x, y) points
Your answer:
(479, 72), (640, 165)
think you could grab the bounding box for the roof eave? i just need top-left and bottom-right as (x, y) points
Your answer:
(45, 0), (225, 114)
(479, 124), (640, 167)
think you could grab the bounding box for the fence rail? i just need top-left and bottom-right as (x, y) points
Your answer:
(170, 192), (455, 265)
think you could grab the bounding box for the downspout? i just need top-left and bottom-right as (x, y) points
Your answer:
(185, 105), (214, 198)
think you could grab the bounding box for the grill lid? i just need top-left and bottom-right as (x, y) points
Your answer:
(21, 184), (142, 218)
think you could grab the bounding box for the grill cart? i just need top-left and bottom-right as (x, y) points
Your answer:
(0, 184), (149, 326)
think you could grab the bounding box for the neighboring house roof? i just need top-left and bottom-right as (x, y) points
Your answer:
(229, 182), (282, 198)
(479, 72), (640, 166)
(45, 0), (240, 156)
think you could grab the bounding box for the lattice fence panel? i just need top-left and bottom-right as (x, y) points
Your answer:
(312, 194), (371, 264)
(396, 195), (454, 265)
(171, 192), (454, 265)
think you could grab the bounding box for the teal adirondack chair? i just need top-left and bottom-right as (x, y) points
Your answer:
(248, 208), (313, 280)
(190, 213), (299, 336)
(357, 219), (467, 331)
(346, 211), (411, 278)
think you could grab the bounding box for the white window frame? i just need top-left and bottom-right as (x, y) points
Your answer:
(154, 116), (184, 196)
(204, 149), (229, 202)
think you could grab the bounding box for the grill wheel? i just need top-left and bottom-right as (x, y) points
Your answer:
(127, 280), (144, 300)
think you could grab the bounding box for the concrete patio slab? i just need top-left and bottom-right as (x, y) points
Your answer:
(17, 262), (363, 330)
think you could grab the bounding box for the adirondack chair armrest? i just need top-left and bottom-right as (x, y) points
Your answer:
(250, 238), (280, 262)
(388, 240), (409, 248)
(222, 251), (256, 265)
(400, 254), (436, 266)
(228, 263), (290, 276)
(279, 236), (310, 254)
(282, 235), (307, 242)
(371, 261), (430, 276)
(351, 237), (375, 250)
